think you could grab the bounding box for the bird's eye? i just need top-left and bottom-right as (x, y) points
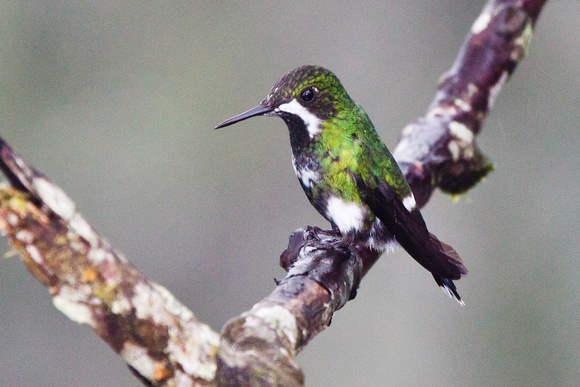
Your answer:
(300, 87), (316, 102)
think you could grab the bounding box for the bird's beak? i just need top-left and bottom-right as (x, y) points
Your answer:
(215, 105), (274, 129)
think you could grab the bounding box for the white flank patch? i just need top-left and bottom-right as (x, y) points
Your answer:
(326, 197), (364, 233)
(471, 12), (491, 34)
(402, 194), (417, 212)
(277, 98), (321, 137)
(291, 154), (298, 173)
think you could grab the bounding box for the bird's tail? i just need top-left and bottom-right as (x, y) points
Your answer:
(429, 234), (467, 305)
(433, 274), (464, 306)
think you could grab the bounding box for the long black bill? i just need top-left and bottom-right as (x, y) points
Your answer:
(215, 105), (274, 129)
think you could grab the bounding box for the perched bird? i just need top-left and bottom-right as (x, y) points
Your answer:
(216, 65), (467, 304)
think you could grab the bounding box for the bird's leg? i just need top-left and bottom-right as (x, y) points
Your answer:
(339, 231), (355, 248)
(320, 229), (355, 249)
(304, 225), (327, 240)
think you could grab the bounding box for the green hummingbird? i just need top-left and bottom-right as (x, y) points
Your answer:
(216, 65), (467, 304)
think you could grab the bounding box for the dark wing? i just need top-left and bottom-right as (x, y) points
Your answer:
(355, 176), (468, 301)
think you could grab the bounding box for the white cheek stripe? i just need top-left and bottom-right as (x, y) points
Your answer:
(326, 197), (364, 233)
(277, 99), (321, 137)
(402, 194), (417, 212)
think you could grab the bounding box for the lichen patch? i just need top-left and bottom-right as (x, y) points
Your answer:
(454, 98), (471, 112)
(33, 178), (76, 221)
(52, 285), (97, 327)
(121, 342), (157, 380)
(111, 296), (132, 315)
(448, 141), (460, 162)
(153, 283), (195, 322)
(253, 304), (298, 349)
(512, 21), (534, 61)
(26, 245), (43, 264)
(449, 122), (474, 144)
(471, 12), (491, 34)
(167, 331), (218, 381)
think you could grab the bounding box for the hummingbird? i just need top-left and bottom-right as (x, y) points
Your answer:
(216, 65), (467, 304)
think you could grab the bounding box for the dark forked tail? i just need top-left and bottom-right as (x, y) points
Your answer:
(357, 177), (468, 305)
(434, 275), (464, 305)
(428, 233), (467, 305)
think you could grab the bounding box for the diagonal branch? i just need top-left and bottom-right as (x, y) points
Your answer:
(0, 0), (547, 385)
(394, 0), (546, 207)
(0, 139), (219, 385)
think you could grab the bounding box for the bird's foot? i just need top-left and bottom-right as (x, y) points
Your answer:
(321, 231), (355, 250)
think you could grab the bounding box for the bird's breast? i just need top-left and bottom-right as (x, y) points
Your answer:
(291, 153), (320, 189)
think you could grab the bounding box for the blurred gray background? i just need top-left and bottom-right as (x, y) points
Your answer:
(0, 1), (578, 386)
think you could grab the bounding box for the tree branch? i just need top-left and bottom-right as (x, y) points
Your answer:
(0, 139), (219, 385)
(394, 0), (546, 207)
(0, 0), (547, 385)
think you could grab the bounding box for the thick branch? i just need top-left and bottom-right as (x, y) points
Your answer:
(394, 0), (546, 207)
(0, 0), (547, 386)
(0, 139), (219, 386)
(216, 228), (360, 385)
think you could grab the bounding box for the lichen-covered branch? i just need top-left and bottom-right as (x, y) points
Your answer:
(0, 139), (219, 386)
(216, 228), (360, 386)
(393, 0), (546, 207)
(0, 0), (547, 386)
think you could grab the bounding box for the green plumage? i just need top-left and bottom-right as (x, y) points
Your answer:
(265, 66), (413, 228)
